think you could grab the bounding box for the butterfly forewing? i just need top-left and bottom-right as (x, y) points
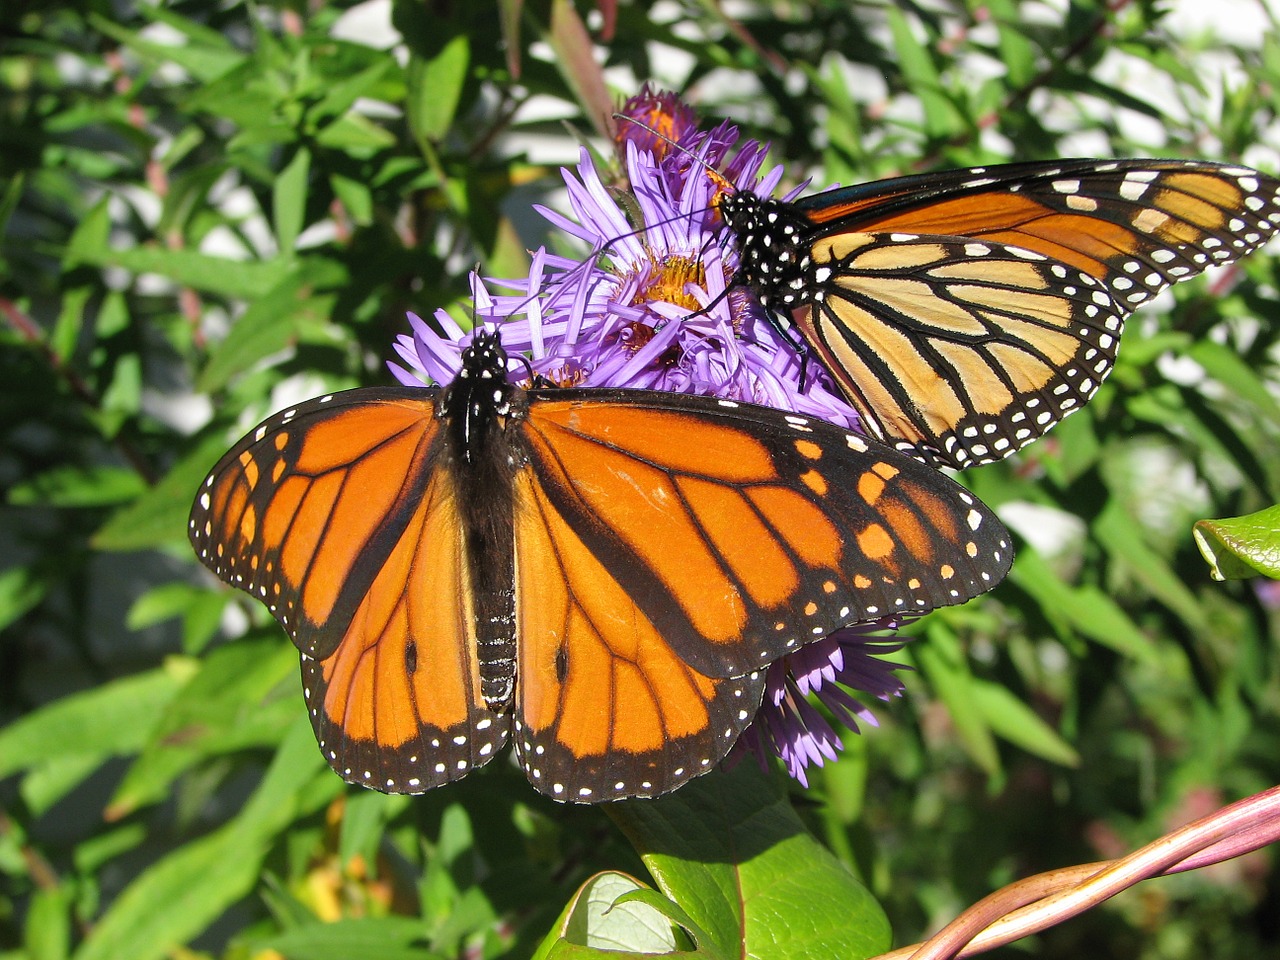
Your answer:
(723, 159), (1280, 468)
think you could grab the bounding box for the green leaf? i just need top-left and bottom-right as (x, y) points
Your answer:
(1008, 547), (1160, 662)
(93, 434), (231, 551)
(0, 667), (187, 780)
(8, 465), (147, 507)
(256, 918), (441, 960)
(407, 35), (470, 142)
(273, 147), (311, 256)
(195, 275), (316, 392)
(885, 6), (960, 138)
(533, 872), (706, 959)
(70, 238), (296, 299)
(1186, 338), (1280, 423)
(606, 762), (890, 960)
(24, 884), (73, 960)
(969, 678), (1080, 767)
(0, 565), (49, 633)
(107, 639), (298, 817)
(1095, 500), (1207, 632)
(1194, 506), (1280, 580)
(546, 0), (613, 139)
(338, 790), (411, 870)
(915, 623), (1000, 776)
(74, 718), (320, 960)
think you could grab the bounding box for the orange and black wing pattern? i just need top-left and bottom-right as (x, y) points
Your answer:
(721, 159), (1280, 468)
(189, 388), (509, 793)
(190, 333), (1014, 801)
(505, 388), (1012, 800)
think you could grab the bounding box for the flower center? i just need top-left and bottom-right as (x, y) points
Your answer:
(631, 254), (707, 313)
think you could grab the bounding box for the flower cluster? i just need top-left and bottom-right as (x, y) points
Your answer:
(390, 85), (911, 786)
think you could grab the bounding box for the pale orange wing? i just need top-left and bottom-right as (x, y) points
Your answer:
(189, 388), (507, 793)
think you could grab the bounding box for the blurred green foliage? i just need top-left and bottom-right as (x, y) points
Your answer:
(2, 1), (1279, 958)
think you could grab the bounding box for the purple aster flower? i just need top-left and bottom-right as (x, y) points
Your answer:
(390, 91), (918, 787)
(614, 83), (702, 161)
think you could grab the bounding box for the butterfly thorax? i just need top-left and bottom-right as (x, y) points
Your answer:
(719, 191), (815, 309)
(439, 332), (526, 709)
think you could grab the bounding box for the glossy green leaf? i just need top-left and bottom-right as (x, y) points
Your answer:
(606, 763), (890, 960)
(1194, 506), (1280, 580)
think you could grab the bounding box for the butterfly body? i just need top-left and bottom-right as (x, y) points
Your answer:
(719, 159), (1280, 468)
(191, 330), (1012, 800)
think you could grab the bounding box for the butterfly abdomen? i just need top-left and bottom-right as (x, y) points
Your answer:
(441, 332), (528, 708)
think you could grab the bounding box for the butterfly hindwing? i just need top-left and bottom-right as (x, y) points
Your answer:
(796, 232), (1125, 466)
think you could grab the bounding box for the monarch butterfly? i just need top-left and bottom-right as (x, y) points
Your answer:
(718, 159), (1280, 469)
(190, 329), (1012, 801)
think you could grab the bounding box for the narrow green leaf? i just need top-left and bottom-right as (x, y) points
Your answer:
(331, 173), (374, 225)
(312, 113), (399, 150)
(108, 639), (297, 817)
(607, 762), (890, 960)
(71, 241), (294, 299)
(338, 791), (410, 870)
(546, 0), (614, 140)
(62, 198), (111, 269)
(1186, 339), (1280, 422)
(257, 917), (441, 960)
(885, 6), (959, 137)
(1194, 506), (1280, 580)
(916, 624), (1000, 776)
(0, 667), (186, 779)
(273, 147), (311, 257)
(0, 565), (49, 633)
(1008, 547), (1160, 662)
(0, 171), (25, 237)
(75, 719), (319, 960)
(8, 465), (147, 507)
(969, 678), (1080, 767)
(1095, 501), (1207, 632)
(88, 12), (243, 82)
(93, 434), (231, 551)
(24, 884), (73, 960)
(408, 36), (470, 142)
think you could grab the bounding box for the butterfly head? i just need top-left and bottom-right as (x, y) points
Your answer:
(444, 328), (526, 469)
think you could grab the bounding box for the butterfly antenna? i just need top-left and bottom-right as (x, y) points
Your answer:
(611, 113), (736, 197)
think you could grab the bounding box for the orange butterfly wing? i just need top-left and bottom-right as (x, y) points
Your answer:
(189, 389), (508, 793)
(506, 391), (1011, 799)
